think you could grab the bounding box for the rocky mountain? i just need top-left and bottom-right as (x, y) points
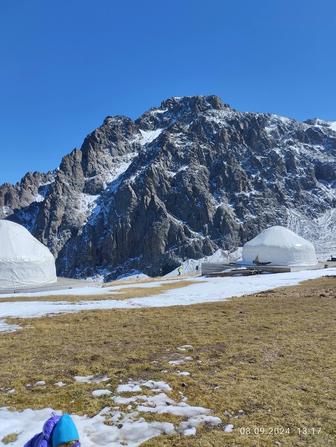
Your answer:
(1, 96), (335, 280)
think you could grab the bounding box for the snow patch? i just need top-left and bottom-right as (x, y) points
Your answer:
(307, 118), (336, 134)
(0, 378), (222, 446)
(34, 193), (46, 203)
(168, 356), (193, 366)
(165, 248), (242, 276)
(138, 128), (163, 145)
(74, 374), (109, 384)
(204, 109), (236, 125)
(265, 114), (293, 135)
(177, 345), (193, 351)
(116, 270), (149, 281)
(54, 382), (66, 387)
(0, 319), (21, 332)
(150, 107), (168, 115)
(287, 208), (336, 261)
(78, 193), (99, 215)
(92, 389), (112, 397)
(103, 153), (137, 188)
(329, 121), (336, 132)
(116, 382), (143, 393)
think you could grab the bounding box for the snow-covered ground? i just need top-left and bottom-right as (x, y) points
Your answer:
(0, 379), (224, 446)
(116, 271), (150, 281)
(0, 279), (175, 299)
(165, 248), (242, 277)
(0, 268), (335, 332)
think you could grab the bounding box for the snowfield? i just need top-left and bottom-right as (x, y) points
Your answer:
(0, 268), (335, 332)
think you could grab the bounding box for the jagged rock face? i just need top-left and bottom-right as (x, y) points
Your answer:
(1, 96), (335, 279)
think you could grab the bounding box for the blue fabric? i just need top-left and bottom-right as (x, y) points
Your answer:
(24, 414), (61, 447)
(52, 414), (79, 447)
(24, 433), (44, 447)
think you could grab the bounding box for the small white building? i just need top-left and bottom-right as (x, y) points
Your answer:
(242, 226), (317, 266)
(0, 220), (57, 289)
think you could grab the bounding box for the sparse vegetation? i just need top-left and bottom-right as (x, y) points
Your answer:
(0, 276), (335, 446)
(1, 433), (19, 444)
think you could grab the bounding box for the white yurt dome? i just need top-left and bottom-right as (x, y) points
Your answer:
(0, 220), (57, 289)
(242, 226), (317, 266)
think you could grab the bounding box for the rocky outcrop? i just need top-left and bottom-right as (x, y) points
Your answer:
(1, 96), (335, 279)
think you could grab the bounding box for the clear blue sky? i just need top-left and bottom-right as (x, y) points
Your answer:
(0, 0), (335, 184)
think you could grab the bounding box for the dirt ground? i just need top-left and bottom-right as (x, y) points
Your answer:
(0, 276), (335, 446)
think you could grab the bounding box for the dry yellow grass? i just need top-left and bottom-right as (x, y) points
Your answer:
(102, 273), (196, 288)
(1, 433), (19, 444)
(0, 276), (335, 446)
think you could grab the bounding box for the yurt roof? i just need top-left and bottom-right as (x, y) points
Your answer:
(0, 220), (54, 263)
(244, 226), (314, 249)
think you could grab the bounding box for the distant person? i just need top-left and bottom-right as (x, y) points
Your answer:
(253, 255), (260, 264)
(24, 414), (80, 447)
(253, 255), (271, 266)
(177, 265), (183, 276)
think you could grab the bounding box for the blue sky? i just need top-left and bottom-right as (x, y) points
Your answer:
(0, 0), (335, 184)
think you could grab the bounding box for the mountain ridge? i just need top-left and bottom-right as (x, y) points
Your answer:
(1, 95), (335, 279)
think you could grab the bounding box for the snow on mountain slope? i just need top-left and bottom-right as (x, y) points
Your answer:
(138, 128), (164, 145)
(287, 208), (336, 260)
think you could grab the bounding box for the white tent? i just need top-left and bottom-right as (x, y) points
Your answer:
(242, 226), (317, 266)
(0, 220), (57, 289)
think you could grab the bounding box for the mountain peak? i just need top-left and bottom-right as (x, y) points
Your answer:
(103, 115), (133, 126)
(160, 95), (231, 112)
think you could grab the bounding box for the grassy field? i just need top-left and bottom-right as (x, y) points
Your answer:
(1, 276), (335, 446)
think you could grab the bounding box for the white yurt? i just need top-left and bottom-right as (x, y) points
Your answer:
(0, 220), (57, 289)
(242, 226), (317, 266)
